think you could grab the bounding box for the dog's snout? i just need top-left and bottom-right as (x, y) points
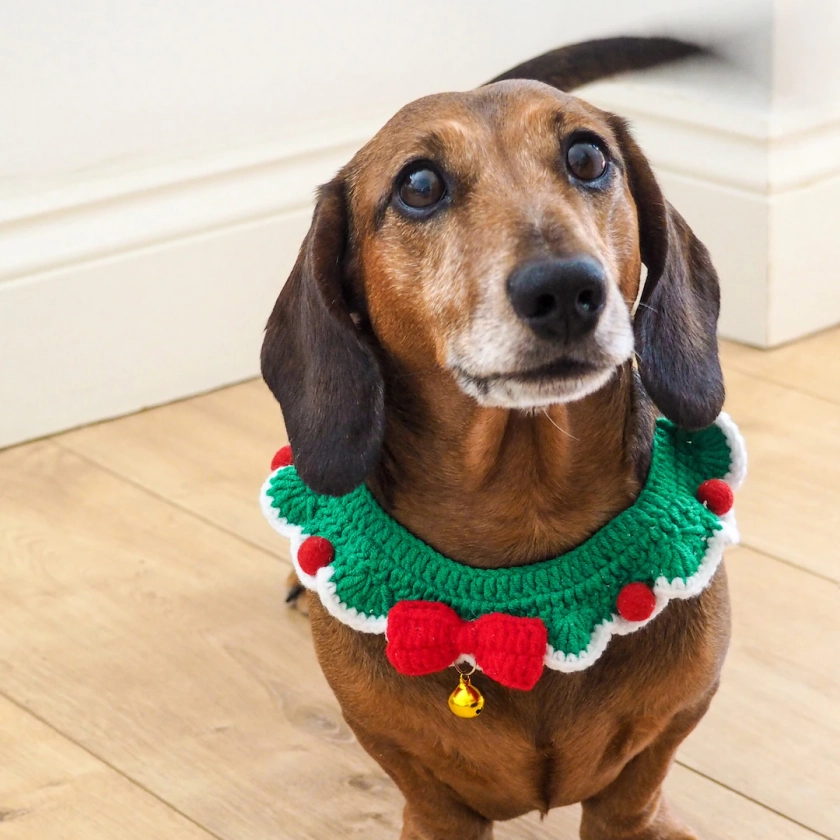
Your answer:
(506, 257), (607, 341)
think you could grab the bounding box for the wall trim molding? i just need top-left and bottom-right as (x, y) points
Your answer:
(0, 117), (385, 283)
(6, 81), (840, 285)
(4, 82), (838, 283)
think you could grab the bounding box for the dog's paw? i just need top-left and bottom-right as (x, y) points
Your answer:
(652, 799), (700, 840)
(285, 569), (311, 616)
(581, 798), (700, 840)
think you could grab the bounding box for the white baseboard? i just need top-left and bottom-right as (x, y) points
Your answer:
(0, 210), (311, 448)
(656, 171), (770, 347)
(769, 171), (840, 345)
(3, 78), (839, 447)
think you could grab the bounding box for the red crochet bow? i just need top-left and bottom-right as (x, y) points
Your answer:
(385, 600), (547, 691)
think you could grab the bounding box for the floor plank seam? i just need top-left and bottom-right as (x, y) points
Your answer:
(674, 759), (834, 840)
(0, 688), (227, 840)
(724, 363), (840, 409)
(737, 540), (840, 586)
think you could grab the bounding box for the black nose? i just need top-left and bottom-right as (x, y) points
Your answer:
(506, 257), (607, 341)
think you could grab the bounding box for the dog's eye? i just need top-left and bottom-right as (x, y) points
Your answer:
(566, 140), (608, 182)
(396, 164), (446, 211)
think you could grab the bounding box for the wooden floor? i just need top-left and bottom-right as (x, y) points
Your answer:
(1, 330), (839, 840)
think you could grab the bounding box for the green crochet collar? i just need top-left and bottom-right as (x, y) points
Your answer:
(261, 414), (745, 684)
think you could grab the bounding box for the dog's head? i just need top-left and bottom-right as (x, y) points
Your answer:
(262, 81), (724, 495)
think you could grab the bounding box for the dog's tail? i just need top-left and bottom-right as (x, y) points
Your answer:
(488, 36), (703, 92)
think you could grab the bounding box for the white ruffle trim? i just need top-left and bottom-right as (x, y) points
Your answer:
(260, 411), (746, 674)
(715, 411), (747, 490)
(260, 474), (386, 633)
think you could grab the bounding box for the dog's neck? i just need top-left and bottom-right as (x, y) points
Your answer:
(368, 361), (655, 568)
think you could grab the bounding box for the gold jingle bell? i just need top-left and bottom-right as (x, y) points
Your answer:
(448, 668), (484, 718)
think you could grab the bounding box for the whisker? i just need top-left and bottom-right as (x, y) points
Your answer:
(541, 409), (580, 441)
(635, 302), (659, 314)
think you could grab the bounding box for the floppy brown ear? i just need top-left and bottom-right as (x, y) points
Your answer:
(609, 116), (725, 430)
(261, 179), (384, 496)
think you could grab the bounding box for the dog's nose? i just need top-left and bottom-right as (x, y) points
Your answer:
(506, 257), (607, 342)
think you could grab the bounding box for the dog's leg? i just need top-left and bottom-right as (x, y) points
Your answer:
(348, 724), (493, 840)
(284, 569), (310, 616)
(401, 797), (492, 840)
(578, 696), (714, 840)
(388, 756), (494, 840)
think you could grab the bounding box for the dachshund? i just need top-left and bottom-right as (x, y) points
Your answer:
(262, 37), (727, 840)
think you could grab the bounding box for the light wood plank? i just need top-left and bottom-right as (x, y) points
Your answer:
(681, 546), (840, 838)
(0, 695), (215, 840)
(664, 764), (825, 840)
(56, 379), (286, 556)
(0, 441), (390, 840)
(721, 369), (840, 582)
(721, 326), (840, 405)
(497, 761), (829, 840)
(0, 441), (832, 839)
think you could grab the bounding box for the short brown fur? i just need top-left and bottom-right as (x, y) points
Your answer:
(263, 42), (728, 840)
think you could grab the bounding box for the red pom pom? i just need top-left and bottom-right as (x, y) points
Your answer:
(298, 536), (334, 576)
(617, 582), (656, 622)
(696, 478), (734, 516)
(271, 445), (293, 470)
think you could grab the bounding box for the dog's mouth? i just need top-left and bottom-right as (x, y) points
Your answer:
(454, 356), (598, 391)
(473, 357), (597, 385)
(450, 352), (618, 408)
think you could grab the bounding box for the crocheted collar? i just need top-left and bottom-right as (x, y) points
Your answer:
(261, 414), (746, 690)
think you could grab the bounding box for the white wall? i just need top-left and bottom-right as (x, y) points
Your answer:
(772, 0), (840, 111)
(0, 0), (770, 193)
(2, 0), (833, 447)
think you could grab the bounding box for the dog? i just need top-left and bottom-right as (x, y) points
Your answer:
(261, 37), (730, 840)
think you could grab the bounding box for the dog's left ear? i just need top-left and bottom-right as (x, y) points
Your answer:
(609, 116), (725, 430)
(261, 179), (385, 496)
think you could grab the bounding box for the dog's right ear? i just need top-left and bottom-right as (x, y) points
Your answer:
(261, 179), (384, 496)
(609, 116), (725, 430)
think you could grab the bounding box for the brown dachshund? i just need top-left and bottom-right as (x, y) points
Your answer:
(262, 37), (728, 840)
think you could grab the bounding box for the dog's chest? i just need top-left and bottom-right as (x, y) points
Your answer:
(310, 575), (729, 818)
